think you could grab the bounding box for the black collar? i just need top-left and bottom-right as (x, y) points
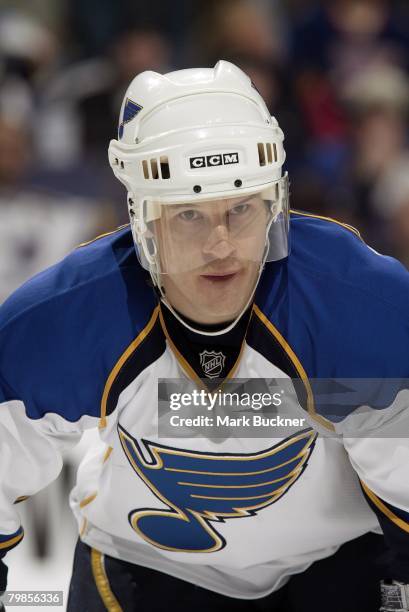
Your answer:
(160, 303), (253, 385)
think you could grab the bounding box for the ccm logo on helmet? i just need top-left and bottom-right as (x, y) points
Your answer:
(189, 153), (239, 169)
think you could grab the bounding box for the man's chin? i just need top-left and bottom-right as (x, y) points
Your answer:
(193, 300), (247, 324)
(191, 310), (241, 326)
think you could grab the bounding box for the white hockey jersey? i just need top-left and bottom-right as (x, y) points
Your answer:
(1, 212), (409, 599)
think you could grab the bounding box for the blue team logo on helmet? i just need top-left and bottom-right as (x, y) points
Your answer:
(118, 98), (143, 139)
(118, 425), (316, 552)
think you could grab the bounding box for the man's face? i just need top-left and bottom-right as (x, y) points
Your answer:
(152, 192), (270, 325)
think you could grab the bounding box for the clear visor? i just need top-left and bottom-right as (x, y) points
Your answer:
(133, 173), (289, 275)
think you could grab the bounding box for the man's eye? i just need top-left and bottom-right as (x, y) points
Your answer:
(229, 203), (250, 216)
(178, 209), (201, 221)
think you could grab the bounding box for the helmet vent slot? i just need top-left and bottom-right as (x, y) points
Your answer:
(258, 142), (278, 166)
(141, 157), (170, 180)
(151, 158), (159, 179)
(266, 143), (273, 164)
(160, 156), (170, 179)
(142, 160), (150, 179)
(257, 143), (266, 166)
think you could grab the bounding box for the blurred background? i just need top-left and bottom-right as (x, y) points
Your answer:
(1, 0), (409, 609)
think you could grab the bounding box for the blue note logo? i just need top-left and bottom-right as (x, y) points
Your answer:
(118, 425), (316, 552)
(118, 98), (143, 139)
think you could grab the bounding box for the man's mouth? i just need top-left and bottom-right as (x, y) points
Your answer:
(200, 272), (239, 282)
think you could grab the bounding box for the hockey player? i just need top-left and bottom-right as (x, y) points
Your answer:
(1, 61), (409, 612)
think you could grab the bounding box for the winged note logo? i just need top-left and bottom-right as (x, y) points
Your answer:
(118, 425), (317, 552)
(118, 98), (143, 139)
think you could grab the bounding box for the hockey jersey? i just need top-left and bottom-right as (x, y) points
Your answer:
(0, 212), (409, 599)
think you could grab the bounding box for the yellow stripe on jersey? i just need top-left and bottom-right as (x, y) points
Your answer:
(76, 224), (130, 249)
(99, 306), (160, 429)
(103, 446), (113, 463)
(79, 518), (88, 537)
(79, 493), (98, 509)
(159, 306), (201, 384)
(91, 548), (123, 612)
(14, 495), (30, 504)
(0, 529), (24, 550)
(361, 481), (409, 533)
(290, 210), (362, 240)
(253, 305), (335, 432)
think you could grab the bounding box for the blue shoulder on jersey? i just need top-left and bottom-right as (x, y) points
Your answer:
(256, 214), (409, 422)
(255, 213), (409, 419)
(0, 227), (157, 422)
(1, 216), (409, 423)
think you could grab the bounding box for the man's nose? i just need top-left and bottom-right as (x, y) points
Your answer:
(202, 224), (236, 259)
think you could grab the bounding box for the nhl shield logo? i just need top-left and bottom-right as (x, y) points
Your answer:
(199, 350), (226, 378)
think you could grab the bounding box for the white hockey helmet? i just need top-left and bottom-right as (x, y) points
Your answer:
(108, 61), (289, 328)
